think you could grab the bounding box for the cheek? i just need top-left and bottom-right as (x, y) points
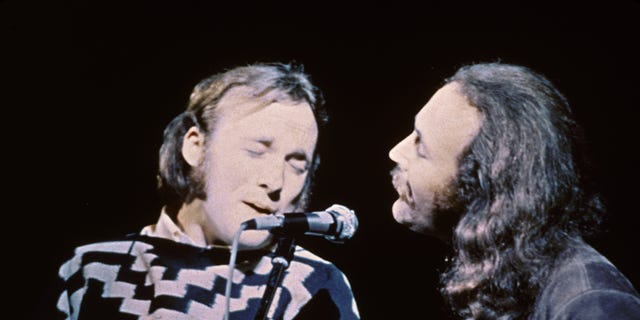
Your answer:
(407, 165), (453, 210)
(282, 172), (307, 198)
(277, 173), (307, 213)
(419, 159), (457, 188)
(409, 179), (432, 211)
(407, 165), (433, 201)
(204, 154), (251, 193)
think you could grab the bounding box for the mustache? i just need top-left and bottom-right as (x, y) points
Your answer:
(390, 166), (413, 205)
(390, 166), (404, 188)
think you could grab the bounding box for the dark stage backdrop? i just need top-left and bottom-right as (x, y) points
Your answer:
(5, 1), (639, 319)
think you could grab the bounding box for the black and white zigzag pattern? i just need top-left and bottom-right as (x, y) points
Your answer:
(56, 235), (359, 320)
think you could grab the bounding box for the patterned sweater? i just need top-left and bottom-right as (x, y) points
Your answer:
(56, 234), (359, 320)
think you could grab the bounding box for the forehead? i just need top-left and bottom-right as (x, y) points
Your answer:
(416, 82), (482, 155)
(216, 86), (283, 118)
(215, 97), (319, 148)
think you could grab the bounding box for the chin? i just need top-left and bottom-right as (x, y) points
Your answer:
(238, 230), (274, 250)
(392, 199), (413, 224)
(393, 200), (436, 234)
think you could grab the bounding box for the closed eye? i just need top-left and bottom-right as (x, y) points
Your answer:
(245, 148), (265, 157)
(244, 139), (271, 157)
(286, 153), (309, 174)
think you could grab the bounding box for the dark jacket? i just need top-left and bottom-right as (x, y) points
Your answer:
(532, 242), (640, 319)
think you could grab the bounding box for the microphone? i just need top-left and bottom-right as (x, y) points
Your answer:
(242, 204), (358, 242)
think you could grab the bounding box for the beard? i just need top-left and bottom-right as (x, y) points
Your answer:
(430, 184), (466, 242)
(390, 166), (466, 241)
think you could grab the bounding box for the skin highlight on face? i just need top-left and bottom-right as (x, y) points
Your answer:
(178, 94), (318, 250)
(389, 82), (482, 241)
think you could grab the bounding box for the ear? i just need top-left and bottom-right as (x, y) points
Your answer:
(182, 126), (205, 167)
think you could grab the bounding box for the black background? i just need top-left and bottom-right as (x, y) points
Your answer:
(3, 1), (639, 319)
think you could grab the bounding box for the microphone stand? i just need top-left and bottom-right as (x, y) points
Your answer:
(254, 235), (296, 320)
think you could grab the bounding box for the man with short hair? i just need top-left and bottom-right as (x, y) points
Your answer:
(57, 63), (360, 320)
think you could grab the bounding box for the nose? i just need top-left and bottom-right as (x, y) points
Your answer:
(389, 134), (411, 164)
(258, 160), (284, 202)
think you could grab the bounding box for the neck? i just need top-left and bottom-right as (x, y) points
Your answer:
(176, 200), (209, 247)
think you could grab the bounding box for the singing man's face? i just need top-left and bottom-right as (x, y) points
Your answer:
(200, 98), (318, 249)
(389, 82), (482, 240)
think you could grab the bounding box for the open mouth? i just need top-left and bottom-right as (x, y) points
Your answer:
(390, 167), (414, 205)
(399, 188), (413, 204)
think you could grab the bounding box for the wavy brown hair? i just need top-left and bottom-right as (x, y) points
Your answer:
(440, 63), (604, 319)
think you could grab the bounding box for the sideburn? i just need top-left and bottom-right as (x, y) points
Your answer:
(432, 174), (468, 244)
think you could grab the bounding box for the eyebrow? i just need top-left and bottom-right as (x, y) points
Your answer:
(413, 122), (429, 156)
(413, 115), (420, 136)
(244, 137), (273, 147)
(257, 139), (272, 147)
(414, 120), (423, 140)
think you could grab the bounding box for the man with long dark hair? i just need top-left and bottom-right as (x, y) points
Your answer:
(56, 63), (360, 319)
(389, 62), (640, 319)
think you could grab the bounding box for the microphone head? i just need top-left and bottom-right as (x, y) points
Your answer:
(324, 204), (358, 242)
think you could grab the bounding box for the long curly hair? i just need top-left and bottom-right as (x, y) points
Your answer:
(440, 63), (604, 319)
(157, 62), (327, 217)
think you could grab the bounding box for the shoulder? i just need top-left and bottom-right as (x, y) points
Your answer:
(286, 246), (360, 319)
(290, 246), (347, 279)
(552, 289), (640, 320)
(547, 244), (639, 296)
(292, 245), (332, 266)
(58, 235), (164, 280)
(286, 245), (354, 293)
(535, 243), (640, 319)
